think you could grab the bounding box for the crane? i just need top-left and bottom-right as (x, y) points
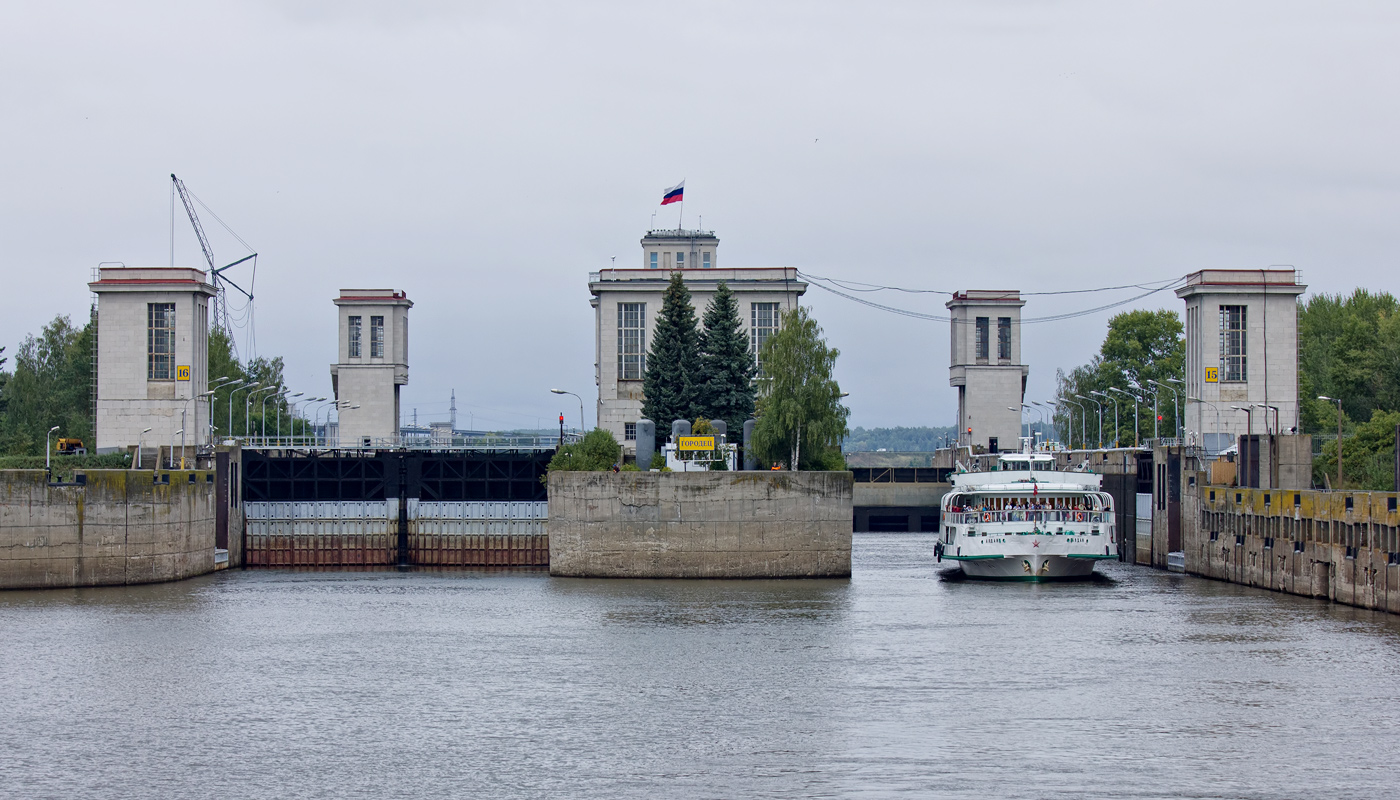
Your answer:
(171, 173), (256, 354)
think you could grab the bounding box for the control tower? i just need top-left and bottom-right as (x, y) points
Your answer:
(947, 290), (1028, 453)
(330, 289), (412, 446)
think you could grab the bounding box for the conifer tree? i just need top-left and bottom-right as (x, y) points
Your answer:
(695, 281), (755, 435)
(642, 272), (701, 447)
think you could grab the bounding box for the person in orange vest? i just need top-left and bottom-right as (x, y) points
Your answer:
(771, 462), (782, 470)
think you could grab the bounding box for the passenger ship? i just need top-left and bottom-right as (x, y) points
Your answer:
(936, 443), (1117, 580)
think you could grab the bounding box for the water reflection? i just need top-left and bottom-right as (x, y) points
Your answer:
(1, 533), (1398, 798)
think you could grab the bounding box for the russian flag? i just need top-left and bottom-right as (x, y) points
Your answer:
(661, 180), (684, 206)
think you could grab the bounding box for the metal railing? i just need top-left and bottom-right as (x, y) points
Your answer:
(946, 510), (1112, 525)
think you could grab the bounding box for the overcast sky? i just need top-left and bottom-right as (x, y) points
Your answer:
(3, 1), (1398, 431)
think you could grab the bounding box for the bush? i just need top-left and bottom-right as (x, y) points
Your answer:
(544, 429), (622, 478)
(649, 452), (666, 470)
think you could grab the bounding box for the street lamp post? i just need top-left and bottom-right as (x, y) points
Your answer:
(1092, 390), (1117, 448)
(229, 382), (260, 441)
(1076, 394), (1103, 449)
(248, 386), (278, 443)
(45, 425), (60, 473)
(550, 389), (586, 436)
(1229, 405), (1253, 438)
(1319, 395), (1343, 488)
(1010, 406), (1027, 440)
(1189, 396), (1223, 454)
(207, 377), (238, 444)
(169, 429), (183, 469)
(1109, 387), (1139, 448)
(1167, 378), (1185, 438)
(135, 427), (152, 469)
(1061, 399), (1082, 450)
(279, 392), (304, 444)
(261, 388), (285, 441)
(181, 389), (216, 464)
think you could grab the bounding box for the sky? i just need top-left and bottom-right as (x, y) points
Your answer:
(3, 0), (1398, 432)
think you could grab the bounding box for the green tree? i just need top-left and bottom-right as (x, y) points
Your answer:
(695, 281), (756, 435)
(0, 315), (94, 455)
(642, 272), (701, 448)
(207, 327), (296, 439)
(1298, 290), (1400, 434)
(544, 428), (622, 476)
(752, 305), (848, 470)
(1313, 408), (1399, 490)
(1054, 309), (1184, 447)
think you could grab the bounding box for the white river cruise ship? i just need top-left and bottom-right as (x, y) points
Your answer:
(936, 446), (1117, 580)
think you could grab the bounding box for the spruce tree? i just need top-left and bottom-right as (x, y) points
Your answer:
(641, 272), (701, 448)
(695, 281), (756, 436)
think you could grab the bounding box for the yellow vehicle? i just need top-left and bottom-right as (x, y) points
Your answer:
(55, 438), (86, 455)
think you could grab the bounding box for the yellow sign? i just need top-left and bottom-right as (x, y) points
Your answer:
(1204, 367), (1218, 383)
(176, 365), (191, 381)
(678, 436), (716, 451)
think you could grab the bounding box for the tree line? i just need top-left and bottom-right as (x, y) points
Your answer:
(0, 315), (306, 456)
(639, 273), (848, 469)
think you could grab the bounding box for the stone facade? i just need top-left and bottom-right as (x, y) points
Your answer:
(90, 267), (216, 453)
(548, 471), (853, 578)
(0, 469), (219, 589)
(330, 289), (412, 445)
(946, 290), (1028, 452)
(590, 246), (806, 454)
(1177, 270), (1306, 452)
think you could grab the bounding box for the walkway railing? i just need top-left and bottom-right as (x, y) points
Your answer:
(235, 433), (573, 451)
(946, 510), (1112, 525)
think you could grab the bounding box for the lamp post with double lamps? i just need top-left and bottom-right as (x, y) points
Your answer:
(1252, 403), (1279, 436)
(206, 376), (236, 443)
(1092, 390), (1117, 448)
(550, 389), (586, 437)
(229, 382), (260, 441)
(1318, 395), (1343, 488)
(260, 387), (285, 442)
(1032, 401), (1054, 447)
(291, 396), (324, 446)
(1076, 394), (1103, 449)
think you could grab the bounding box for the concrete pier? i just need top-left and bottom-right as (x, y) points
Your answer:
(547, 471), (853, 578)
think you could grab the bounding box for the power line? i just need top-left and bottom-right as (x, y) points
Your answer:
(796, 271), (1186, 325)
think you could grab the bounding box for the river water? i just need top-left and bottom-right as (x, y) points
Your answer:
(3, 533), (1397, 799)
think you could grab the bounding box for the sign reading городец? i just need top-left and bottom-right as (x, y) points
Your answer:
(677, 436), (716, 451)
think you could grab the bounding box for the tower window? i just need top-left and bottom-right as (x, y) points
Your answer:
(618, 303), (646, 380)
(649, 252), (658, 269)
(676, 251), (685, 269)
(624, 422), (637, 441)
(370, 316), (385, 358)
(702, 252), (711, 268)
(348, 316), (362, 358)
(997, 317), (1011, 360)
(147, 302), (176, 380)
(975, 317), (990, 360)
(751, 303), (781, 368)
(1219, 305), (1247, 382)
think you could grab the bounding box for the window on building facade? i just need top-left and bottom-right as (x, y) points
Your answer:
(348, 315), (362, 358)
(1219, 305), (1247, 382)
(624, 422), (637, 441)
(147, 302), (176, 380)
(676, 252), (685, 268)
(751, 302), (780, 367)
(618, 302), (646, 380)
(997, 317), (1011, 360)
(649, 252), (658, 269)
(702, 252), (711, 268)
(370, 315), (385, 358)
(975, 317), (990, 360)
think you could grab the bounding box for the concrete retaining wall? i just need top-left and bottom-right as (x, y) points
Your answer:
(1186, 481), (1400, 614)
(548, 471), (853, 578)
(0, 469), (218, 589)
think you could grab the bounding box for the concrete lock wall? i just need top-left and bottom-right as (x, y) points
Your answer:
(1185, 481), (1400, 615)
(548, 471), (853, 578)
(0, 469), (219, 589)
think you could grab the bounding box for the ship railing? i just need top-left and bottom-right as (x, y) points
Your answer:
(945, 510), (1111, 525)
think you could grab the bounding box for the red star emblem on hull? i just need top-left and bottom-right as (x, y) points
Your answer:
(1032, 540), (1040, 548)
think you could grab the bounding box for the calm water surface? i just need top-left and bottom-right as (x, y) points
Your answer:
(3, 533), (1398, 799)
